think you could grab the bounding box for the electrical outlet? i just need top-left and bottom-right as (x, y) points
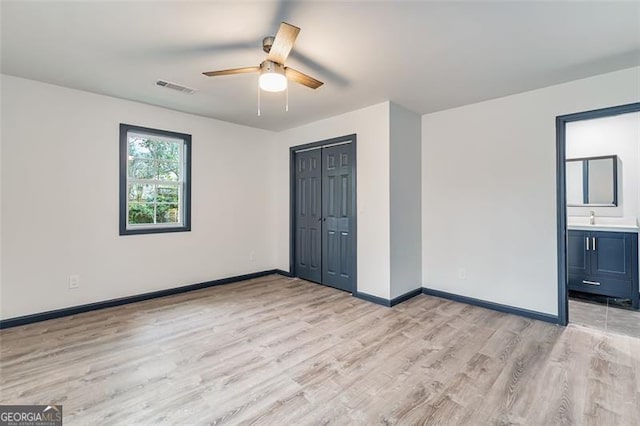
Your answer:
(69, 275), (80, 289)
(457, 268), (467, 280)
(249, 251), (256, 261)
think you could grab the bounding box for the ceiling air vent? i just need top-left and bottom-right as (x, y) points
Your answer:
(156, 80), (196, 95)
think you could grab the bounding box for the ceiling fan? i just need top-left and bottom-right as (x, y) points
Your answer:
(202, 22), (324, 93)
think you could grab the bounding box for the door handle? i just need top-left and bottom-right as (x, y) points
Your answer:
(582, 280), (601, 286)
(586, 237), (590, 251)
(592, 237), (596, 251)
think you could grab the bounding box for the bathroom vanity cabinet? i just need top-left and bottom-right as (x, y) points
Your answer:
(568, 230), (639, 309)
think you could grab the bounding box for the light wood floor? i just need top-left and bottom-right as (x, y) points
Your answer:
(570, 297), (640, 339)
(1, 275), (639, 425)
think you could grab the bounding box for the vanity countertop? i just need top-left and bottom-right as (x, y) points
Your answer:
(568, 217), (639, 233)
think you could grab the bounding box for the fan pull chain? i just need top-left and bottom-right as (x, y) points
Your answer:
(257, 85), (261, 117)
(285, 85), (289, 112)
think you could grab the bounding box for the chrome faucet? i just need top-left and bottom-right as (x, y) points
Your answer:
(589, 211), (596, 225)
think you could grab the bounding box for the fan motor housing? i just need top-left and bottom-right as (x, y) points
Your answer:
(262, 36), (275, 53)
(260, 60), (284, 75)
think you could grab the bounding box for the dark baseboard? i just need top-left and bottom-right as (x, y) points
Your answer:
(354, 287), (422, 307)
(421, 287), (559, 324)
(353, 291), (391, 307)
(276, 269), (422, 307)
(0, 270), (281, 330)
(274, 269), (294, 278)
(391, 288), (423, 306)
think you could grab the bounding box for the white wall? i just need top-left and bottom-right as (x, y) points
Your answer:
(389, 103), (422, 298)
(5, 66), (638, 320)
(422, 67), (640, 316)
(566, 112), (640, 220)
(0, 75), (3, 317)
(1, 75), (278, 319)
(274, 102), (392, 299)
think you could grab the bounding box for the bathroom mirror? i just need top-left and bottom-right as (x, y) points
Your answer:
(566, 155), (618, 207)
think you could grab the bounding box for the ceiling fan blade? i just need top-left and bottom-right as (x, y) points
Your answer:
(285, 67), (324, 89)
(202, 66), (260, 77)
(267, 22), (300, 64)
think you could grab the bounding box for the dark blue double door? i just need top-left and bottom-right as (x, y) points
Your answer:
(294, 142), (355, 293)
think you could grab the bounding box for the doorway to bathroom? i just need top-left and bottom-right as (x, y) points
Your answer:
(556, 102), (640, 337)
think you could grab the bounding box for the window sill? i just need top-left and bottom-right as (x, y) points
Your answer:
(119, 225), (191, 236)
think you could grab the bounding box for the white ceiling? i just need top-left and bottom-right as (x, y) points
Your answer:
(2, 1), (639, 131)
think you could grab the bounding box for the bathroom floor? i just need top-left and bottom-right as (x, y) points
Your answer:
(569, 292), (640, 338)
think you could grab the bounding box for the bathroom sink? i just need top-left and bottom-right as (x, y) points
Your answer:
(567, 217), (639, 233)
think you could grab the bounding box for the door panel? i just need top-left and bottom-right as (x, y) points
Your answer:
(568, 230), (589, 277)
(294, 149), (322, 283)
(321, 143), (354, 291)
(591, 232), (634, 281)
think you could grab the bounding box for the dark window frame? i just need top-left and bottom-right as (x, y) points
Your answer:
(119, 123), (192, 236)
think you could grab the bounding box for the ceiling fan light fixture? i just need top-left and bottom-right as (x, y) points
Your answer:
(259, 60), (287, 92)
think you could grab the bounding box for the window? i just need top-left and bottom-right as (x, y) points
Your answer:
(119, 124), (191, 235)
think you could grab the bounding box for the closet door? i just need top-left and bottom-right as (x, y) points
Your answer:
(321, 143), (355, 292)
(294, 149), (322, 283)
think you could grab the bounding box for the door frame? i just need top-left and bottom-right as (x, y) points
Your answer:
(289, 134), (358, 293)
(556, 102), (640, 326)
